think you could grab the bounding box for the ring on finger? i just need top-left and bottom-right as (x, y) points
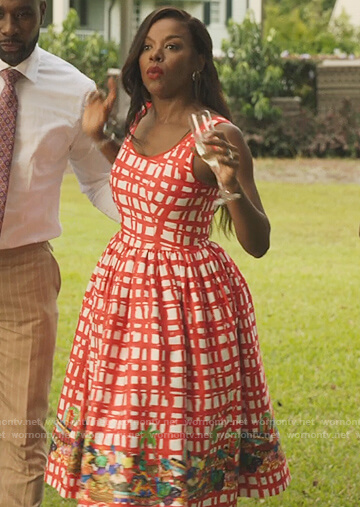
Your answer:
(227, 147), (234, 160)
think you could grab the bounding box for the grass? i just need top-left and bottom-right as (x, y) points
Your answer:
(43, 170), (360, 506)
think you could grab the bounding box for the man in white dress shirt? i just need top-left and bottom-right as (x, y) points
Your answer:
(0, 0), (119, 505)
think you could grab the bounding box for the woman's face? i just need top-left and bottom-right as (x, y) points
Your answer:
(139, 17), (201, 100)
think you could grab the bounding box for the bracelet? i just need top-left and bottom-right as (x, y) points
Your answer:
(221, 189), (242, 201)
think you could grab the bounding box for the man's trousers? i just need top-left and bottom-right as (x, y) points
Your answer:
(0, 242), (61, 506)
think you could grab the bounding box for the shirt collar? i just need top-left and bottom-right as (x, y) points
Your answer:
(0, 44), (40, 83)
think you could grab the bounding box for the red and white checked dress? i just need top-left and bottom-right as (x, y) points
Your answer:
(45, 114), (290, 506)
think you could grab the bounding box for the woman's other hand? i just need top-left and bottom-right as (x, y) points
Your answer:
(82, 77), (118, 141)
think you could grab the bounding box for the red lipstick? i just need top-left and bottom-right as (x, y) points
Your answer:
(147, 66), (163, 79)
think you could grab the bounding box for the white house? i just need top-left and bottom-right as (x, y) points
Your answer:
(43, 0), (263, 59)
(330, 0), (360, 27)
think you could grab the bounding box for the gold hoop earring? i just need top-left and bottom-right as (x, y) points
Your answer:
(192, 70), (200, 81)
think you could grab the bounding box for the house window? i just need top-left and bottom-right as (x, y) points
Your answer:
(70, 0), (87, 26)
(43, 0), (53, 26)
(204, 1), (221, 25)
(210, 1), (221, 24)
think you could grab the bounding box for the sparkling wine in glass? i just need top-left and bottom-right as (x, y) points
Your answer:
(189, 109), (241, 205)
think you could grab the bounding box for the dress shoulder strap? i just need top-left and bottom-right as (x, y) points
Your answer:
(128, 102), (152, 136)
(211, 114), (231, 127)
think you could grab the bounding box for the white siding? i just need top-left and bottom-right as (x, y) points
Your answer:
(122, 0), (263, 51)
(49, 0), (263, 52)
(331, 0), (360, 26)
(207, 0), (262, 52)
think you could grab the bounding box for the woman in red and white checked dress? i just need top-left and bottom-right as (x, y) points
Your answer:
(45, 7), (291, 506)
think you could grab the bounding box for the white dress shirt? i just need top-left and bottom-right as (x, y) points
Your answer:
(0, 45), (119, 249)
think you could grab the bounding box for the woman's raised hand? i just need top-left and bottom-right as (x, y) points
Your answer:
(82, 77), (118, 141)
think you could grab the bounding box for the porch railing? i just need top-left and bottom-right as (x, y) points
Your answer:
(40, 27), (104, 39)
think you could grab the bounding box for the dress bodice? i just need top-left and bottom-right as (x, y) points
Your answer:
(110, 121), (222, 250)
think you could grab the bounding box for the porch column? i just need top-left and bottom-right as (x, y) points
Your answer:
(249, 0), (262, 23)
(110, 0), (133, 128)
(120, 0), (133, 65)
(53, 0), (70, 30)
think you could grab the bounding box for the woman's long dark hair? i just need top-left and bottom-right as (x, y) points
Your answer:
(121, 7), (234, 234)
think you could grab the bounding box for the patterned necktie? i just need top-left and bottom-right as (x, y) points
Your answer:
(0, 68), (22, 233)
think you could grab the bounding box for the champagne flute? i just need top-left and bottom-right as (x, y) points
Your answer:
(189, 109), (242, 205)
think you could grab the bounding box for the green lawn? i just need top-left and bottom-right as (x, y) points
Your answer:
(44, 172), (360, 506)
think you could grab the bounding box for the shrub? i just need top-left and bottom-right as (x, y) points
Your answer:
(216, 14), (284, 122)
(239, 110), (316, 158)
(280, 58), (317, 112)
(238, 100), (360, 158)
(39, 9), (119, 87)
(308, 101), (360, 157)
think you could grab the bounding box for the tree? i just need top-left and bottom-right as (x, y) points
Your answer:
(264, 0), (360, 55)
(39, 9), (119, 86)
(266, 0), (336, 15)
